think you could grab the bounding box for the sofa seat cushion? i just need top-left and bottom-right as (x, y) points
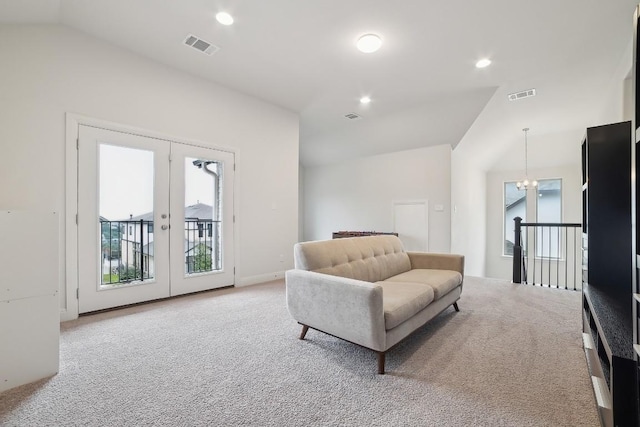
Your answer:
(385, 269), (462, 300)
(375, 281), (435, 330)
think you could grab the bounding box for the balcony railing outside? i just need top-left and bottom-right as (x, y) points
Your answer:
(184, 219), (221, 274)
(512, 217), (582, 290)
(100, 219), (153, 286)
(100, 218), (222, 285)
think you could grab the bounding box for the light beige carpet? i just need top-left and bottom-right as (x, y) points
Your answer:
(0, 276), (599, 426)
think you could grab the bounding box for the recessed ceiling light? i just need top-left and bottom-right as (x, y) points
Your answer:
(476, 58), (491, 68)
(356, 34), (382, 53)
(360, 96), (371, 104)
(216, 12), (234, 26)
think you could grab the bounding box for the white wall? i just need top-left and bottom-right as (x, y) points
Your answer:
(298, 164), (305, 243)
(451, 151), (487, 276)
(0, 24), (299, 319)
(485, 164), (581, 280)
(599, 38), (633, 125)
(623, 77), (634, 122)
(303, 144), (451, 253)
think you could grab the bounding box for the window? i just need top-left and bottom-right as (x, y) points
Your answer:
(504, 182), (526, 256)
(535, 179), (562, 259)
(148, 223), (153, 234)
(503, 178), (563, 258)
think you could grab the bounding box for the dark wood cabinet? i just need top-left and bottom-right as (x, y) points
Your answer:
(584, 123), (633, 294)
(634, 5), (640, 427)
(582, 121), (636, 427)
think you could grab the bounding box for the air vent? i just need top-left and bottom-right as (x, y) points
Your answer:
(344, 112), (361, 120)
(184, 34), (220, 56)
(508, 88), (536, 101)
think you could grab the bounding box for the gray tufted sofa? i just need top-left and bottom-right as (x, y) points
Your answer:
(286, 235), (464, 374)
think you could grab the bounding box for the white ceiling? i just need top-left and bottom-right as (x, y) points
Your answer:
(1, 0), (638, 167)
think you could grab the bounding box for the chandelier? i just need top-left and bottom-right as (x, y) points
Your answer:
(516, 127), (537, 190)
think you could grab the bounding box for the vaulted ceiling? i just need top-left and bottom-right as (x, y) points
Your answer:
(1, 0), (638, 167)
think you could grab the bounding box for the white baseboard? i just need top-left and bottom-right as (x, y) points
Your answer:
(57, 272), (285, 322)
(236, 271), (285, 287)
(60, 308), (77, 322)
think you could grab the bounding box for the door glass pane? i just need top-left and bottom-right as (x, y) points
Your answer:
(99, 144), (155, 287)
(184, 158), (222, 275)
(504, 182), (526, 256)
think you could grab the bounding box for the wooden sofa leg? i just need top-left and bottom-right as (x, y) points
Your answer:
(299, 324), (309, 340)
(377, 352), (386, 375)
(453, 302), (460, 312)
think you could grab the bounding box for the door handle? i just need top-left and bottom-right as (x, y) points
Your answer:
(161, 225), (169, 230)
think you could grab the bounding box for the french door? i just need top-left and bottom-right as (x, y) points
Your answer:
(77, 125), (234, 313)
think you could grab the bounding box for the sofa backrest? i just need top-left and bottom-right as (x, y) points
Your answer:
(293, 235), (411, 282)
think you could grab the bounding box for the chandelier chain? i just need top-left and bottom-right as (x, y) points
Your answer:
(517, 127), (537, 190)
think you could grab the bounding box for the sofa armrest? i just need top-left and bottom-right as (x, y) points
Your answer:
(285, 269), (386, 352)
(407, 252), (465, 277)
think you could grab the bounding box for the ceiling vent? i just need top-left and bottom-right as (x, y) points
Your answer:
(184, 34), (220, 56)
(508, 88), (536, 101)
(344, 112), (362, 120)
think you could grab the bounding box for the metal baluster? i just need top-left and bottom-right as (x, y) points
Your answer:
(556, 225), (559, 288)
(523, 225), (527, 284)
(146, 220), (150, 280)
(540, 226), (544, 286)
(573, 228), (582, 291)
(564, 226), (568, 289)
(108, 221), (113, 284)
(533, 225), (536, 286)
(139, 219), (144, 281)
(547, 226), (551, 287)
(126, 222), (129, 282)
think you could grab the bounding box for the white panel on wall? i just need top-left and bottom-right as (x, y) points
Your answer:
(0, 210), (60, 392)
(393, 201), (428, 251)
(0, 211), (60, 301)
(0, 293), (60, 392)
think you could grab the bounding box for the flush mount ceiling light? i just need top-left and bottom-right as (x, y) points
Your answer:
(475, 58), (492, 68)
(357, 34), (382, 53)
(216, 11), (234, 25)
(360, 96), (371, 104)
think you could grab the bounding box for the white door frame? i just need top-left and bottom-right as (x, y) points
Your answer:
(64, 113), (237, 321)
